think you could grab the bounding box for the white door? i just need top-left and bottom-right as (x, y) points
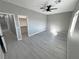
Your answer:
(0, 24), (7, 53)
(13, 15), (22, 40)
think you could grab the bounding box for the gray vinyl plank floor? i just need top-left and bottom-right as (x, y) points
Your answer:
(4, 31), (67, 59)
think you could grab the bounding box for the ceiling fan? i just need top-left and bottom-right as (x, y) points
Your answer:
(40, 5), (58, 12)
(40, 0), (61, 12)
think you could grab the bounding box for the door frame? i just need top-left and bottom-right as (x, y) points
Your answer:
(0, 12), (20, 40)
(17, 15), (29, 40)
(0, 12), (10, 32)
(69, 10), (79, 36)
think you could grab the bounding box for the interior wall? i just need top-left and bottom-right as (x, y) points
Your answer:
(67, 0), (79, 59)
(47, 12), (72, 33)
(0, 0), (47, 36)
(29, 15), (46, 36)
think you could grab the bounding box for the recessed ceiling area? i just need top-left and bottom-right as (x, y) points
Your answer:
(2, 0), (78, 15)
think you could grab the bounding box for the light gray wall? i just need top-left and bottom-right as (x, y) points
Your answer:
(28, 13), (47, 36)
(67, 0), (79, 59)
(0, 0), (47, 36)
(47, 12), (72, 33)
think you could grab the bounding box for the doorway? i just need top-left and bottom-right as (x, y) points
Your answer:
(18, 15), (28, 40)
(0, 12), (17, 53)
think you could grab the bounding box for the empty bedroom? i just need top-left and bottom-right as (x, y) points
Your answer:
(0, 0), (79, 59)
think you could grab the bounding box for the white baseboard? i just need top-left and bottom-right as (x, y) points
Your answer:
(29, 30), (46, 37)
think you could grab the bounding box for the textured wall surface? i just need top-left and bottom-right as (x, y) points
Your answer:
(47, 12), (72, 33)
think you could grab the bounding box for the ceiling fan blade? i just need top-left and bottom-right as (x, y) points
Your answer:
(40, 5), (47, 9)
(50, 8), (58, 10)
(40, 7), (44, 9)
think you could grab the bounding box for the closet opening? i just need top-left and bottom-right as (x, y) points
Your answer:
(18, 15), (28, 40)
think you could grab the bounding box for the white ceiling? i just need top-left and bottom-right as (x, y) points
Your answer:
(2, 0), (78, 15)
